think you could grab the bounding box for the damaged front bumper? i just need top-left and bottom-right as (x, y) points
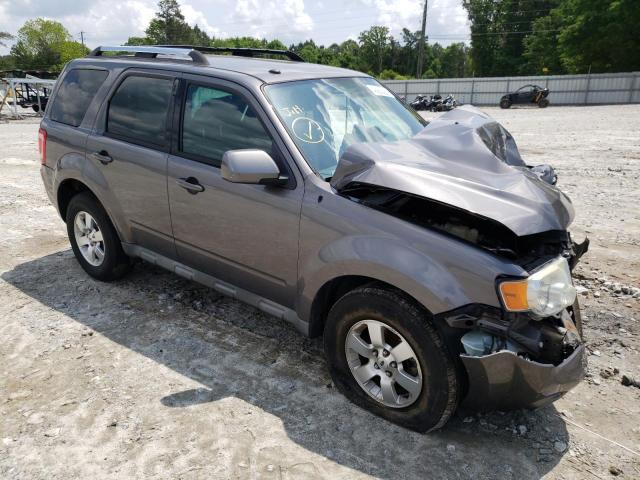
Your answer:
(461, 343), (586, 411)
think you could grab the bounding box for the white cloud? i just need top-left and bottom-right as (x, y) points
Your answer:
(230, 0), (313, 40)
(181, 4), (221, 37)
(0, 0), (469, 56)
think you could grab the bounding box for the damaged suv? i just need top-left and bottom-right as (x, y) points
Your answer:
(40, 46), (588, 432)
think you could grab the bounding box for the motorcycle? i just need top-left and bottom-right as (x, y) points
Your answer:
(409, 94), (430, 111)
(438, 94), (459, 112)
(411, 94), (459, 112)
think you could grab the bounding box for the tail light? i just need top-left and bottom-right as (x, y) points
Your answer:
(38, 127), (47, 165)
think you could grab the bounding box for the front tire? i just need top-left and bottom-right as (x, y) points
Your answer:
(538, 97), (549, 108)
(324, 287), (460, 432)
(500, 98), (512, 109)
(66, 193), (130, 281)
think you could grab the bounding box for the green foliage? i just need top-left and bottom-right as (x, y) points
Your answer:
(523, 12), (565, 74)
(463, 0), (558, 76)
(0, 55), (16, 71)
(102, 1), (475, 79)
(358, 26), (390, 75)
(378, 69), (410, 80)
(145, 0), (195, 44)
(553, 0), (640, 73)
(466, 0), (640, 75)
(10, 18), (87, 71)
(124, 36), (154, 46)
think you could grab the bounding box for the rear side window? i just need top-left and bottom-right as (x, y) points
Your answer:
(49, 69), (108, 127)
(107, 76), (174, 147)
(181, 84), (273, 166)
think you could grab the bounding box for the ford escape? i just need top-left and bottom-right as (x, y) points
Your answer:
(39, 45), (588, 432)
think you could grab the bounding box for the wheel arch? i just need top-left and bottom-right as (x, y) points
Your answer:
(307, 274), (430, 338)
(56, 178), (125, 243)
(57, 178), (96, 220)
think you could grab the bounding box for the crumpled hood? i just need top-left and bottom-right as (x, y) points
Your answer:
(330, 106), (574, 236)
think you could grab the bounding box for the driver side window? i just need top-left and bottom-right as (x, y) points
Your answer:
(181, 84), (273, 167)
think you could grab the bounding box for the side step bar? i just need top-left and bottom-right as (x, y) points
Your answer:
(122, 243), (309, 335)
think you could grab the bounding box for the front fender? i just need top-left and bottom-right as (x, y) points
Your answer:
(297, 184), (527, 323)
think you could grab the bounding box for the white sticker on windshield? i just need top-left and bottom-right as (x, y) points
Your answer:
(366, 85), (394, 97)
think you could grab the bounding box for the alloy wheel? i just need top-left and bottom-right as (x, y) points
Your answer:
(345, 319), (423, 408)
(73, 211), (105, 266)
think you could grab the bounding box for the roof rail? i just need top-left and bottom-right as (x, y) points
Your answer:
(87, 46), (208, 65)
(157, 45), (305, 62)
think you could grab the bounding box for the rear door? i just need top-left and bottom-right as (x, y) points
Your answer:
(86, 69), (177, 258)
(167, 76), (303, 308)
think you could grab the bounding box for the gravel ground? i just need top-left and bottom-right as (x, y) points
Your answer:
(1, 105), (639, 479)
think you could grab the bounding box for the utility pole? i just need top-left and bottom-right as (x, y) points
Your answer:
(80, 31), (85, 48)
(416, 0), (428, 78)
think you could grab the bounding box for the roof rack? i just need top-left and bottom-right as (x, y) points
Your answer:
(88, 46), (208, 64)
(157, 45), (305, 62)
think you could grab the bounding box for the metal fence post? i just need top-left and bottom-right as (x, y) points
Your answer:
(584, 74), (591, 105)
(470, 78), (475, 105)
(436, 79), (440, 95)
(628, 74), (637, 103)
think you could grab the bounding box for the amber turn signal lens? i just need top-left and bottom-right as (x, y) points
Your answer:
(499, 280), (529, 311)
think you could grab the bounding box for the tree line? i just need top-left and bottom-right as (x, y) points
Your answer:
(464, 0), (639, 76)
(1, 0), (638, 77)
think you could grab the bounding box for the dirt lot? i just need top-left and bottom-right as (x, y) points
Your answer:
(1, 105), (639, 479)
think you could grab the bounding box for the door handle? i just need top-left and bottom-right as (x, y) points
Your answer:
(176, 177), (204, 194)
(92, 150), (113, 165)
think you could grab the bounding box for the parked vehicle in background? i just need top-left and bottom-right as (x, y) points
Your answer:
(410, 94), (431, 111)
(500, 84), (550, 109)
(439, 94), (458, 111)
(39, 45), (587, 433)
(410, 94), (459, 112)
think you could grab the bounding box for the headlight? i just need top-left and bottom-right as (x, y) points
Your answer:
(498, 257), (576, 317)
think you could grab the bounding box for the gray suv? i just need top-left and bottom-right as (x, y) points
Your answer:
(39, 45), (588, 432)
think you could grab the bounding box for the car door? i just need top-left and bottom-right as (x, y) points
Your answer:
(167, 76), (303, 308)
(515, 86), (533, 104)
(86, 69), (177, 259)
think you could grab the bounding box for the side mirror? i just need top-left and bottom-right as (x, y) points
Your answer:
(221, 149), (287, 185)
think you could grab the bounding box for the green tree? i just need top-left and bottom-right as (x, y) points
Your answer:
(358, 26), (390, 75)
(124, 36), (154, 46)
(522, 12), (565, 74)
(463, 0), (557, 76)
(441, 43), (471, 78)
(145, 0), (194, 44)
(556, 0), (640, 73)
(10, 19), (86, 71)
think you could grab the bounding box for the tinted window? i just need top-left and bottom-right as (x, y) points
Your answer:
(49, 69), (108, 127)
(181, 85), (272, 166)
(108, 76), (173, 147)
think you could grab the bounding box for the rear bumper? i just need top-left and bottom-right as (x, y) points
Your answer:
(461, 344), (586, 411)
(40, 165), (56, 208)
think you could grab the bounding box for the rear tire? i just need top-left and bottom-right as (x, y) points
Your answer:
(324, 286), (460, 432)
(66, 193), (130, 281)
(538, 97), (549, 108)
(500, 98), (512, 109)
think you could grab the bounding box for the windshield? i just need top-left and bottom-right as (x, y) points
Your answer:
(265, 77), (426, 179)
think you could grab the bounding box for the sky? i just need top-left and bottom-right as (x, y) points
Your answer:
(0, 0), (471, 55)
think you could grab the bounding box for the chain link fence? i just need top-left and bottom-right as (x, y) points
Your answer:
(381, 72), (640, 106)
